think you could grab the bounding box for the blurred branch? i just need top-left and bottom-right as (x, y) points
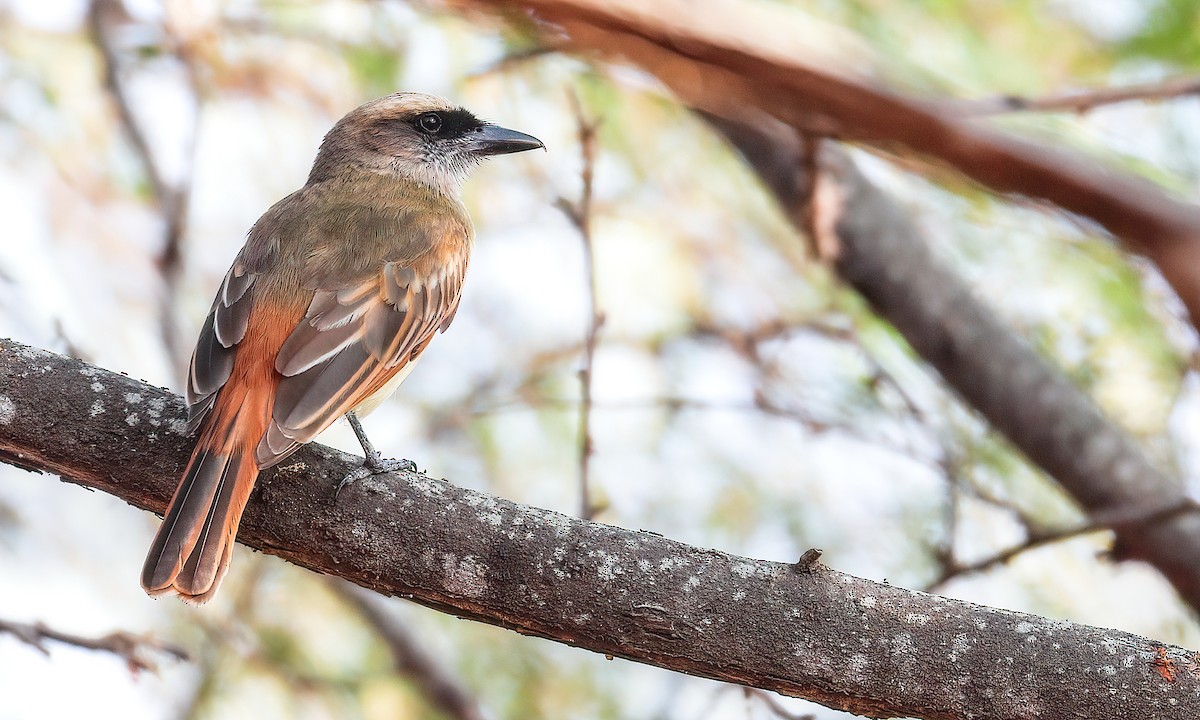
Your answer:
(87, 0), (200, 377)
(707, 113), (1200, 610)
(333, 581), (487, 720)
(0, 617), (188, 674)
(926, 523), (1108, 592)
(469, 44), (560, 78)
(469, 0), (1200, 613)
(3, 340), (1200, 720)
(554, 92), (604, 520)
(744, 688), (815, 720)
(475, 0), (1200, 333)
(961, 75), (1200, 115)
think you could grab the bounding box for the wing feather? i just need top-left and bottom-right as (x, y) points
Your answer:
(257, 252), (468, 468)
(187, 263), (260, 433)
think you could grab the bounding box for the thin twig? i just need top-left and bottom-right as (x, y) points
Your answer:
(961, 75), (1200, 116)
(0, 618), (188, 674)
(926, 523), (1109, 592)
(468, 45), (560, 79)
(555, 91), (604, 520)
(744, 688), (816, 720)
(87, 0), (201, 378)
(333, 581), (487, 720)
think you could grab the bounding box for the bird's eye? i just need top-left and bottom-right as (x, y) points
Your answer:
(415, 113), (443, 134)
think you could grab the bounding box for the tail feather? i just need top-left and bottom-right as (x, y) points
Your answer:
(142, 428), (261, 603)
(176, 448), (254, 602)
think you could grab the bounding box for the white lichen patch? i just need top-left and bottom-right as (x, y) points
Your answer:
(90, 399), (104, 417)
(17, 345), (53, 362)
(91, 382), (104, 392)
(408, 475), (449, 497)
(125, 413), (139, 426)
(359, 476), (398, 500)
(1015, 621), (1035, 634)
(146, 396), (166, 421)
(167, 419), (188, 435)
(465, 493), (497, 509)
(589, 551), (623, 582)
(848, 653), (870, 674)
(125, 392), (143, 404)
(860, 595), (876, 609)
(77, 362), (101, 376)
(442, 554), (487, 598)
(658, 556), (688, 572)
(948, 633), (973, 661)
(537, 509), (574, 537)
(905, 613), (930, 626)
(731, 561), (758, 578)
(0, 396), (15, 424)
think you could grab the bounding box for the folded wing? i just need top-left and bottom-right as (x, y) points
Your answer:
(257, 255), (467, 467)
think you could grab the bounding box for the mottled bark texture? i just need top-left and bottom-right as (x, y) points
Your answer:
(3, 340), (1200, 719)
(469, 0), (1200, 616)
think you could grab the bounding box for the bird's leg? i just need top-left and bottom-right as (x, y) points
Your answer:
(337, 411), (418, 497)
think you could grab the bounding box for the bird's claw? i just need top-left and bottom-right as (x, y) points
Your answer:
(335, 456), (418, 499)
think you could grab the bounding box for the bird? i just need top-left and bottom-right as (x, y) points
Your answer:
(141, 92), (544, 603)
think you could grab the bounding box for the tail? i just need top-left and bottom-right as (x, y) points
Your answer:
(141, 413), (262, 604)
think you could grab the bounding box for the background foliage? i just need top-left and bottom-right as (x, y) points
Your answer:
(1, 0), (1199, 718)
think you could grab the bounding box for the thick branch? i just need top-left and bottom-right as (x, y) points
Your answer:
(478, 0), (1200, 331)
(705, 115), (1200, 612)
(2, 340), (1200, 719)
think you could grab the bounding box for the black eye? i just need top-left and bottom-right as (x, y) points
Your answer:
(415, 113), (442, 134)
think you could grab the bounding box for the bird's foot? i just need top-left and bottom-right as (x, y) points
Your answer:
(336, 411), (418, 499)
(336, 455), (418, 498)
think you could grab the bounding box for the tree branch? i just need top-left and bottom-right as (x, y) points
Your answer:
(476, 0), (1200, 333)
(554, 91), (604, 519)
(333, 581), (486, 720)
(2, 339), (1200, 719)
(961, 75), (1200, 115)
(703, 113), (1200, 610)
(0, 617), (188, 674)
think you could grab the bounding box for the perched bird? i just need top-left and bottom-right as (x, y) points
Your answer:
(141, 93), (543, 603)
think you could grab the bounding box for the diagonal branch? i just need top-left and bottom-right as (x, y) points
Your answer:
(476, 0), (1200, 332)
(705, 113), (1200, 608)
(333, 581), (487, 720)
(2, 339), (1200, 719)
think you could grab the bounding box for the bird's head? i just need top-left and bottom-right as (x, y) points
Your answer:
(308, 92), (544, 193)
